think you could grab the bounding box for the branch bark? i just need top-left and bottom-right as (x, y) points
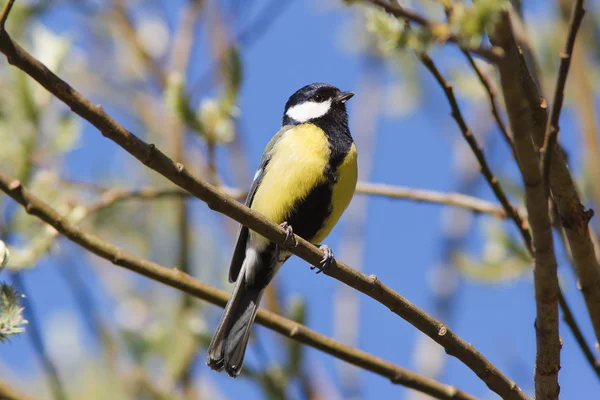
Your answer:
(489, 11), (565, 400)
(490, 5), (600, 356)
(0, 26), (527, 399)
(0, 172), (476, 400)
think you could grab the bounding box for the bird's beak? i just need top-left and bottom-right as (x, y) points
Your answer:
(335, 91), (354, 104)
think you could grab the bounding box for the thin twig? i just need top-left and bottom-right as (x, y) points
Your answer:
(540, 0), (586, 191)
(0, 20), (526, 399)
(0, 173), (477, 400)
(419, 55), (533, 253)
(357, 182), (513, 218)
(357, 0), (503, 63)
(461, 50), (515, 154)
(0, 0), (14, 31)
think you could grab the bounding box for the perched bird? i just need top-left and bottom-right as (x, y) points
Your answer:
(206, 82), (358, 377)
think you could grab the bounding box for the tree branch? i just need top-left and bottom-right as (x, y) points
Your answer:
(489, 12), (563, 400)
(355, 0), (503, 63)
(0, 36), (528, 400)
(489, 7), (600, 362)
(540, 0), (586, 190)
(418, 54), (533, 253)
(0, 15), (526, 399)
(461, 51), (515, 154)
(0, 0), (13, 31)
(0, 173), (477, 400)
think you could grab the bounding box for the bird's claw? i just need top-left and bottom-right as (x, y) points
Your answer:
(310, 244), (334, 274)
(280, 222), (297, 248)
(276, 222), (296, 262)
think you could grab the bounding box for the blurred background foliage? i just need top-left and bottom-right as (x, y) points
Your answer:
(1, 0), (600, 399)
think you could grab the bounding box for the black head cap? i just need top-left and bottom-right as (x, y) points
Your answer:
(283, 82), (354, 126)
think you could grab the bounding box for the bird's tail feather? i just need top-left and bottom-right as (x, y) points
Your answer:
(206, 272), (263, 377)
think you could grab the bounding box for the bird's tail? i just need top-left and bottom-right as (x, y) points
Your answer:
(206, 271), (263, 377)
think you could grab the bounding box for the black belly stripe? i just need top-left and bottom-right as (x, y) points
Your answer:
(285, 180), (333, 243)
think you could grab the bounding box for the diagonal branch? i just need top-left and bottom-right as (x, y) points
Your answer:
(418, 55), (533, 253)
(540, 0), (586, 189)
(0, 25), (527, 399)
(0, 173), (475, 400)
(461, 51), (515, 154)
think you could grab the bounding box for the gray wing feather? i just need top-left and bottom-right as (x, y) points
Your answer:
(228, 126), (293, 283)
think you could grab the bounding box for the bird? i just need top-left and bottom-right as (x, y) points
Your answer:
(206, 82), (358, 377)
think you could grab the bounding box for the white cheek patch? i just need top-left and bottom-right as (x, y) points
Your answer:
(286, 100), (332, 123)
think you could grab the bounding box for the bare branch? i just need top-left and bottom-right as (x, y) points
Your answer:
(461, 51), (515, 154)
(357, 182), (512, 218)
(490, 8), (600, 360)
(489, 12), (563, 399)
(0, 173), (477, 400)
(0, 0), (14, 31)
(418, 55), (533, 253)
(355, 0), (503, 63)
(540, 0), (586, 190)
(0, 32), (528, 399)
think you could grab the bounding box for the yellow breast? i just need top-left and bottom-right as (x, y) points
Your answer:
(250, 124), (358, 247)
(251, 124), (330, 239)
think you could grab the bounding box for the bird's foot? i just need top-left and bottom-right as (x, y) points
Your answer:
(310, 244), (334, 274)
(280, 222), (296, 248)
(275, 222), (296, 262)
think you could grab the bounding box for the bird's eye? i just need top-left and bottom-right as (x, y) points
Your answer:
(314, 94), (324, 102)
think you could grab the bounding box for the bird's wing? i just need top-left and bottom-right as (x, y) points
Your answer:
(228, 125), (294, 283)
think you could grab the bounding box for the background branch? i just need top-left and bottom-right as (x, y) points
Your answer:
(0, 25), (527, 399)
(0, 172), (477, 400)
(541, 0), (586, 190)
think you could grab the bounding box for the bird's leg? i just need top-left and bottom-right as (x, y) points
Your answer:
(310, 244), (334, 274)
(275, 221), (296, 262)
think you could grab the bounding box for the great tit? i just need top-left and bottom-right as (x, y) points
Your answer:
(206, 82), (358, 377)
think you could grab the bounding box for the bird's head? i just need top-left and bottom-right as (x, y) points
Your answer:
(283, 83), (354, 126)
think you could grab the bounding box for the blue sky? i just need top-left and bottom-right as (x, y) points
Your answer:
(2, 0), (599, 399)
